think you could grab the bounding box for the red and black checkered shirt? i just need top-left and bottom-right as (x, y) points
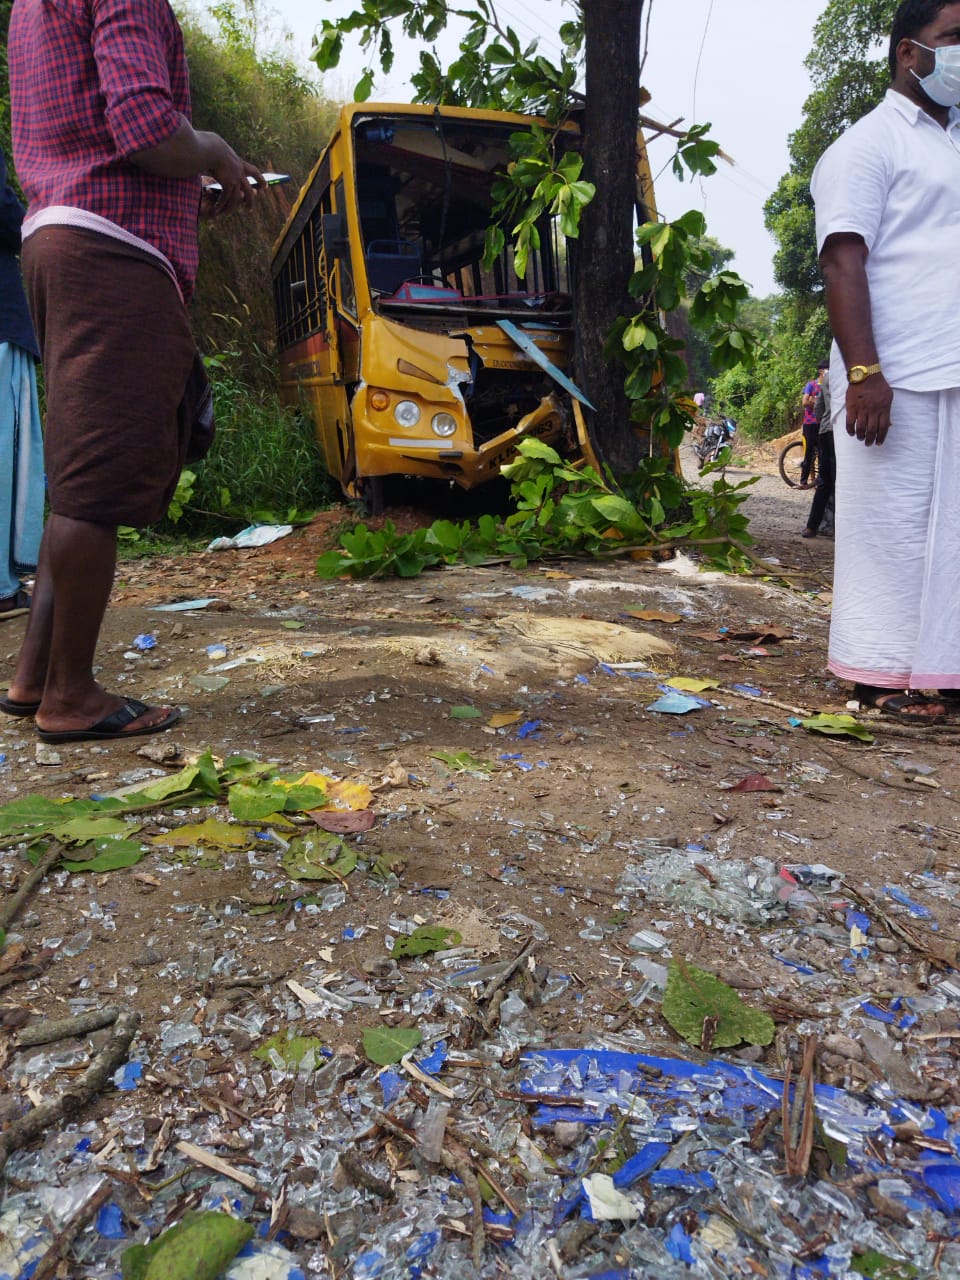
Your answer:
(8, 0), (201, 298)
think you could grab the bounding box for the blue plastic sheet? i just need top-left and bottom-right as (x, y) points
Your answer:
(521, 1047), (960, 1231)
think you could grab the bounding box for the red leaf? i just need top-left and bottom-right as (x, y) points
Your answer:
(729, 773), (781, 793)
(308, 808), (376, 833)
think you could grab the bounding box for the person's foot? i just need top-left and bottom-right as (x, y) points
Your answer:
(853, 684), (946, 724)
(34, 688), (180, 741)
(801, 527), (816, 538)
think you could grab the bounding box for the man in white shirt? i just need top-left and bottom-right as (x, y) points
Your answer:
(811, 0), (960, 725)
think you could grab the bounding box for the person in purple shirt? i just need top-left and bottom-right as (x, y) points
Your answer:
(798, 360), (827, 487)
(4, 0), (263, 741)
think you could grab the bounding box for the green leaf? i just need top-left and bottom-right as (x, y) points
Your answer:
(121, 1211), (254, 1280)
(253, 1032), (324, 1068)
(281, 832), (355, 881)
(134, 765), (200, 803)
(193, 749), (222, 798)
(52, 816), (137, 842)
(449, 704), (483, 720)
(281, 783), (330, 813)
(801, 713), (874, 743)
(851, 1252), (919, 1279)
(430, 750), (494, 773)
(516, 437), (561, 465)
(229, 781), (290, 821)
(152, 819), (250, 850)
(392, 925), (462, 957)
(362, 1025), (423, 1066)
(354, 68), (375, 101)
(661, 959), (775, 1049)
(61, 839), (145, 873)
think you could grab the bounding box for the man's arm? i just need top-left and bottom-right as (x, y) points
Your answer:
(819, 231), (893, 447)
(131, 117), (264, 216)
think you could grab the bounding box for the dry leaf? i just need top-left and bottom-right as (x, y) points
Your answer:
(488, 710), (523, 728)
(625, 609), (682, 624)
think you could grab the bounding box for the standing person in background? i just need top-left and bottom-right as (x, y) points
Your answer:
(4, 0), (263, 742)
(802, 363), (836, 538)
(798, 360), (827, 487)
(0, 150), (43, 631)
(811, 0), (960, 725)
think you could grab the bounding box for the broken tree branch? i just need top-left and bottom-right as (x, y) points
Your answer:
(0, 842), (68, 931)
(15, 1005), (120, 1049)
(0, 1008), (140, 1175)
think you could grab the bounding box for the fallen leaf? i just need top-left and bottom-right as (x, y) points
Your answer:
(488, 711), (523, 728)
(391, 925), (462, 958)
(308, 807), (375, 833)
(727, 625), (794, 643)
(801, 713), (874, 743)
(727, 773), (781, 793)
(625, 609), (682, 624)
(151, 819), (250, 850)
(449, 704), (483, 720)
(662, 958), (775, 1049)
(362, 1025), (423, 1066)
(121, 1210), (253, 1280)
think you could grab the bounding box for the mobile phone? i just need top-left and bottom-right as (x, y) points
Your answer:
(205, 172), (291, 193)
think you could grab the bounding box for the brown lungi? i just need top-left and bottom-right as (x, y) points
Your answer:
(23, 225), (197, 527)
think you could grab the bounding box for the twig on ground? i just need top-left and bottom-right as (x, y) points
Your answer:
(31, 1179), (113, 1280)
(0, 1008), (140, 1175)
(338, 1151), (395, 1201)
(0, 842), (68, 931)
(15, 1005), (120, 1048)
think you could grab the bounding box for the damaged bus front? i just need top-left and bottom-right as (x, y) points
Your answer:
(272, 103), (651, 507)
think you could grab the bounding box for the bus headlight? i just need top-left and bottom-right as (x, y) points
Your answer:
(431, 412), (457, 437)
(394, 400), (421, 427)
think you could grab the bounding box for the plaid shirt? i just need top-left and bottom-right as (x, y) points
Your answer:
(8, 0), (201, 297)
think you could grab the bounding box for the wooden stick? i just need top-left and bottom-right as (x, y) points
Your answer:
(15, 1006), (120, 1048)
(0, 842), (68, 930)
(31, 1180), (113, 1280)
(174, 1140), (260, 1191)
(0, 1008), (140, 1174)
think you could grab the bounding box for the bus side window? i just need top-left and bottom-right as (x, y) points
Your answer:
(333, 179), (357, 317)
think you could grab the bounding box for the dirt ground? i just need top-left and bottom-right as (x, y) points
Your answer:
(2, 441), (959, 1275)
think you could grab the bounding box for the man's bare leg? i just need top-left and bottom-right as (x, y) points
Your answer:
(7, 514), (174, 733)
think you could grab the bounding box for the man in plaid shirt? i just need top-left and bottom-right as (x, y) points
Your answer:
(3, 0), (263, 742)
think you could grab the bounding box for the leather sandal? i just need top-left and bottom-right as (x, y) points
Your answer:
(852, 684), (945, 726)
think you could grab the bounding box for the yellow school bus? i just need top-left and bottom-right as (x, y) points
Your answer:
(271, 102), (656, 509)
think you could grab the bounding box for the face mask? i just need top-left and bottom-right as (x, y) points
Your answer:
(910, 39), (960, 107)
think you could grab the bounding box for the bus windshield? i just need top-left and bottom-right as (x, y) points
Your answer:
(352, 110), (571, 320)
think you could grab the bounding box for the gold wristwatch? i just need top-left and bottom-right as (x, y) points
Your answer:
(847, 362), (882, 384)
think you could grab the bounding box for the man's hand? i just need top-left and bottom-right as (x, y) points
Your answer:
(200, 134), (265, 215)
(845, 373), (893, 447)
(132, 119), (264, 214)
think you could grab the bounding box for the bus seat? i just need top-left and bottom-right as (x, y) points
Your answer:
(365, 239), (421, 293)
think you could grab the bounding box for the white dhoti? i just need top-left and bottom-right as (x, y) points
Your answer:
(829, 384), (960, 689)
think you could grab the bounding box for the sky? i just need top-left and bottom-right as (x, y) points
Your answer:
(264, 0), (831, 298)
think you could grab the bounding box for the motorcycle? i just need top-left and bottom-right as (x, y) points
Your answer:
(695, 416), (736, 472)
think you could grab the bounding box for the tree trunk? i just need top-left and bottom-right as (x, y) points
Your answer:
(574, 0), (643, 477)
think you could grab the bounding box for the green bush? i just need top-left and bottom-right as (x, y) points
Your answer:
(712, 303), (830, 441)
(155, 353), (338, 536)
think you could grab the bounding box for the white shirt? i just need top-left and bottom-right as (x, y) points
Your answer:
(812, 89), (960, 391)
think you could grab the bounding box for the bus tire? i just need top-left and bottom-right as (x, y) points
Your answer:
(360, 476), (385, 517)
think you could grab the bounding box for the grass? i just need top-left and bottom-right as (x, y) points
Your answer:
(120, 354), (339, 555)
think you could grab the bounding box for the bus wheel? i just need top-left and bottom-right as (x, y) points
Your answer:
(360, 476), (385, 517)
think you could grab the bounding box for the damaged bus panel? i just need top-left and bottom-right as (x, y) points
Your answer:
(271, 102), (654, 506)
